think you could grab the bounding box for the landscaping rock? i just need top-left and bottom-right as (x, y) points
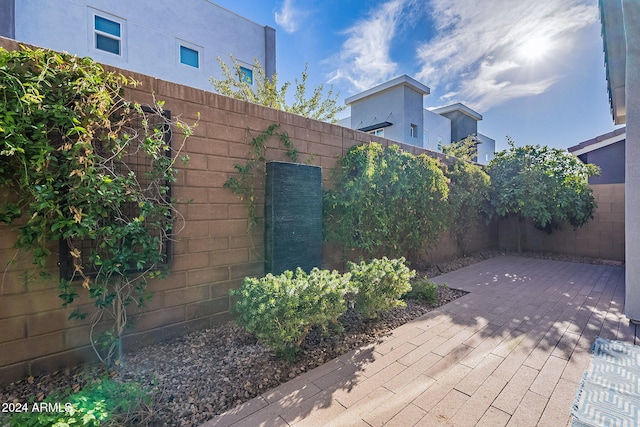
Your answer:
(1, 250), (615, 426)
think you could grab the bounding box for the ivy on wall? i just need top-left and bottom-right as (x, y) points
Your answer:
(224, 123), (299, 235)
(0, 46), (194, 365)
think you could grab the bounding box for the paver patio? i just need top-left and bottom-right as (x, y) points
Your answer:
(205, 255), (635, 427)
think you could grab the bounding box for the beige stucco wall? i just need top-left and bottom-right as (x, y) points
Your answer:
(622, 0), (640, 321)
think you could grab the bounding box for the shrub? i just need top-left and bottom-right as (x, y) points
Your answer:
(211, 56), (345, 123)
(404, 278), (440, 305)
(230, 268), (351, 359)
(348, 257), (416, 319)
(324, 143), (449, 261)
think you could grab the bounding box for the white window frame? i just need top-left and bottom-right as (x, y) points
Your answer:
(368, 128), (385, 137)
(89, 9), (125, 58)
(176, 39), (203, 70)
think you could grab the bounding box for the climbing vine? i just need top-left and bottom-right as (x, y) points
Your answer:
(224, 123), (299, 234)
(0, 46), (194, 365)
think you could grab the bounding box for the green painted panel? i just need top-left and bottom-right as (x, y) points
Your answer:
(264, 161), (322, 274)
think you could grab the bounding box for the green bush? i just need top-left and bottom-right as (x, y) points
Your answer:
(404, 278), (440, 305)
(324, 143), (449, 260)
(348, 257), (416, 319)
(231, 268), (351, 360)
(8, 377), (153, 427)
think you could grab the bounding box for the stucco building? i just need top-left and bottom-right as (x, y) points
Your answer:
(0, 0), (276, 92)
(339, 75), (495, 164)
(599, 0), (640, 321)
(569, 127), (626, 184)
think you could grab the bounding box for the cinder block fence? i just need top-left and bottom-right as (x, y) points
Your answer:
(498, 184), (624, 261)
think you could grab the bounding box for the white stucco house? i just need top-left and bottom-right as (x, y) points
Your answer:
(338, 75), (495, 164)
(0, 0), (276, 92)
(599, 0), (640, 322)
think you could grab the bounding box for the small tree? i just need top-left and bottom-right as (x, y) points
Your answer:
(210, 55), (346, 123)
(484, 138), (599, 251)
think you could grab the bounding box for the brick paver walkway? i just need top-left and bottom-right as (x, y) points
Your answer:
(205, 256), (634, 426)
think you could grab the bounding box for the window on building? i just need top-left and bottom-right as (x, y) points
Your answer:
(410, 124), (418, 138)
(94, 15), (122, 55)
(239, 66), (253, 84)
(368, 128), (384, 137)
(180, 45), (199, 68)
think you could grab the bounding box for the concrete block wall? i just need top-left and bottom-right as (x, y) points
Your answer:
(425, 221), (499, 264)
(497, 184), (625, 261)
(0, 37), (499, 384)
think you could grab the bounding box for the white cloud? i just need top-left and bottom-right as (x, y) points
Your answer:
(327, 0), (423, 91)
(459, 60), (558, 111)
(275, 0), (301, 33)
(416, 0), (598, 110)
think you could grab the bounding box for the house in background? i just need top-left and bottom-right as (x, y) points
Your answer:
(568, 127), (626, 184)
(430, 103), (496, 165)
(0, 0), (275, 92)
(338, 75), (495, 164)
(599, 0), (640, 322)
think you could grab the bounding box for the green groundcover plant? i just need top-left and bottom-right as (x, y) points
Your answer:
(403, 277), (440, 306)
(7, 377), (153, 427)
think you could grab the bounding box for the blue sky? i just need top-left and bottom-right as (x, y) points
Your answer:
(212, 0), (622, 152)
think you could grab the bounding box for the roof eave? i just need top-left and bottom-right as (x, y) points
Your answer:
(600, 0), (626, 124)
(345, 75), (430, 105)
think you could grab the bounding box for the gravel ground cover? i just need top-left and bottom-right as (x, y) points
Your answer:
(0, 250), (620, 426)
